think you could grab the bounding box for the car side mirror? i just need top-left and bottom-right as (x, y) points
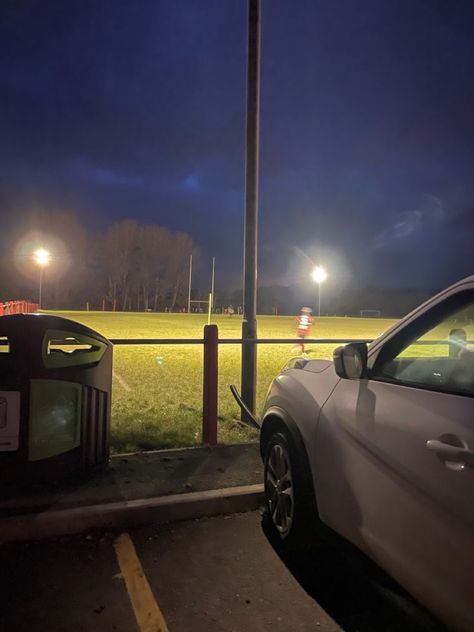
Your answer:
(333, 342), (368, 379)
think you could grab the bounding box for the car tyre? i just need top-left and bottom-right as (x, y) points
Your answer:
(263, 429), (320, 550)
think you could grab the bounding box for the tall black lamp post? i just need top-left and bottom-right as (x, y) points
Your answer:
(241, 0), (261, 422)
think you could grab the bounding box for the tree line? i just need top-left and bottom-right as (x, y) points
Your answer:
(0, 209), (439, 316)
(104, 220), (195, 311)
(0, 210), (198, 311)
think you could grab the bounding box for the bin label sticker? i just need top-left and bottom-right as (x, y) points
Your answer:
(0, 391), (20, 451)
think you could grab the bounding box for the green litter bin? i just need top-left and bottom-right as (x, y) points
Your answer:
(0, 314), (112, 486)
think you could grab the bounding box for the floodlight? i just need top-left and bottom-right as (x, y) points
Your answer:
(311, 265), (327, 284)
(311, 265), (327, 317)
(33, 248), (51, 309)
(34, 248), (51, 267)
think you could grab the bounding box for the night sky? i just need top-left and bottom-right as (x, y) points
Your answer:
(1, 0), (473, 295)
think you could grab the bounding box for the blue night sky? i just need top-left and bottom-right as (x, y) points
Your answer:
(1, 0), (473, 293)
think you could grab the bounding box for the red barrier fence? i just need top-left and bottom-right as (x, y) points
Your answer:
(110, 327), (375, 446)
(0, 300), (39, 316)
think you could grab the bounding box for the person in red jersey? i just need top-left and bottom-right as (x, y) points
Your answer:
(295, 306), (313, 354)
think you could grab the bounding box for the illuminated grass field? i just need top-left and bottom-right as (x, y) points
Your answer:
(50, 311), (396, 453)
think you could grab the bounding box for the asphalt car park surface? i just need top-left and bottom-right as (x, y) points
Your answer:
(0, 511), (444, 632)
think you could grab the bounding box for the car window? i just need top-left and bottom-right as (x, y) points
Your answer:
(372, 293), (474, 397)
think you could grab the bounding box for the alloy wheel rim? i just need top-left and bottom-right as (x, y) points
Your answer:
(266, 443), (294, 535)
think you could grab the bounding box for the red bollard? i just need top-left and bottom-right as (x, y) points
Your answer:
(113, 299), (117, 312)
(202, 324), (218, 445)
(0, 303), (3, 317)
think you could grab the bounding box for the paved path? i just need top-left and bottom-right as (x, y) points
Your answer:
(0, 512), (444, 632)
(0, 443), (262, 517)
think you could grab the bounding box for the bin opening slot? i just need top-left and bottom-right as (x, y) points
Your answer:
(48, 336), (95, 355)
(42, 329), (107, 368)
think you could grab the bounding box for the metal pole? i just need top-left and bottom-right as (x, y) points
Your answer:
(318, 283), (321, 317)
(211, 256), (215, 313)
(187, 254), (193, 313)
(241, 0), (261, 421)
(39, 267), (43, 310)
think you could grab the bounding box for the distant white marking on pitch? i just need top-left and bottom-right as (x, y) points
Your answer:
(113, 371), (131, 392)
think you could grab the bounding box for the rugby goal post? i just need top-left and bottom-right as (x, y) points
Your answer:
(190, 294), (213, 324)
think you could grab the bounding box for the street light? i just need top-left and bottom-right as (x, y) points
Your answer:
(34, 248), (50, 309)
(311, 265), (327, 317)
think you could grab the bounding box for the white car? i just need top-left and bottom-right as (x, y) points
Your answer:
(260, 275), (474, 631)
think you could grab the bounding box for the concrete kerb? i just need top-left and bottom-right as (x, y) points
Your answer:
(0, 484), (265, 545)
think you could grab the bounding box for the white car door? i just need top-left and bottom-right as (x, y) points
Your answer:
(314, 288), (474, 630)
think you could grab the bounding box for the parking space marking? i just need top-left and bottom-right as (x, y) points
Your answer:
(114, 532), (169, 632)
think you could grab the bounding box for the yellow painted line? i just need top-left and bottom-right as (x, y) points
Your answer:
(114, 532), (169, 632)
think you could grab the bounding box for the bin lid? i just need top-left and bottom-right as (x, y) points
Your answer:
(0, 314), (109, 341)
(0, 314), (111, 369)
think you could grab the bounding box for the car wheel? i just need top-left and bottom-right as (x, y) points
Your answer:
(264, 429), (319, 549)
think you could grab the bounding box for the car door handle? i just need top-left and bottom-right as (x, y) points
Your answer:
(426, 439), (474, 469)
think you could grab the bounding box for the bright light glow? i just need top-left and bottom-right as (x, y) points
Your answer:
(34, 248), (51, 267)
(311, 265), (327, 284)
